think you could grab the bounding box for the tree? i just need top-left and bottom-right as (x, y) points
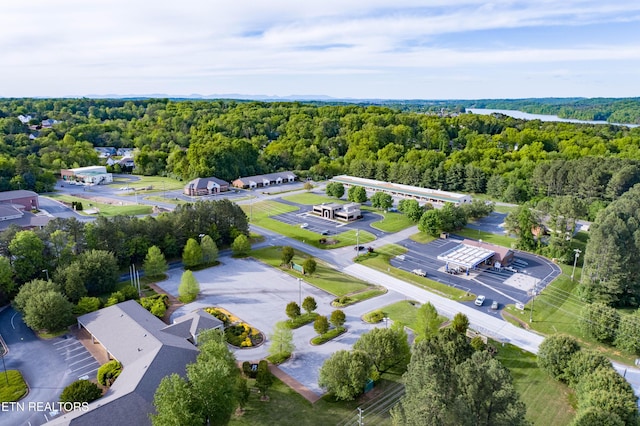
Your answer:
(353, 326), (410, 375)
(330, 309), (346, 328)
(143, 245), (168, 278)
(451, 312), (470, 334)
(231, 234), (251, 257)
(8, 230), (45, 282)
(76, 249), (119, 295)
(318, 350), (373, 401)
(398, 199), (424, 222)
(303, 181), (314, 191)
(414, 302), (441, 342)
(74, 297), (101, 315)
(281, 246), (294, 266)
(614, 313), (640, 354)
(572, 407), (625, 426)
(392, 330), (526, 426)
(97, 360), (122, 386)
(255, 360), (273, 398)
(371, 192), (393, 210)
(438, 202), (467, 232)
(151, 374), (202, 426)
(537, 334), (581, 383)
(303, 258), (317, 276)
(235, 376), (250, 412)
(504, 206), (541, 251)
(347, 185), (367, 203)
(580, 302), (619, 343)
(13, 279), (60, 313)
(57, 262), (87, 303)
(178, 270), (200, 303)
(0, 256), (15, 296)
(302, 296), (317, 314)
(269, 321), (295, 357)
(60, 380), (102, 404)
(182, 238), (202, 269)
(200, 235), (218, 264)
(575, 366), (638, 425)
(326, 182), (345, 198)
(286, 301), (301, 319)
(314, 315), (329, 334)
(23, 290), (74, 332)
(565, 350), (612, 388)
(418, 209), (443, 236)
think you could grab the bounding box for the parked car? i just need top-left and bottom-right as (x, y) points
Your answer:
(491, 300), (499, 310)
(354, 245), (365, 251)
(474, 295), (486, 306)
(412, 269), (427, 277)
(300, 223), (309, 229)
(320, 230), (330, 235)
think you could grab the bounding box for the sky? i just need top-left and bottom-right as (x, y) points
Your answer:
(1, 0), (640, 100)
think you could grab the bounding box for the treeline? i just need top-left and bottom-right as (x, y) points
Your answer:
(2, 98), (640, 212)
(0, 199), (248, 301)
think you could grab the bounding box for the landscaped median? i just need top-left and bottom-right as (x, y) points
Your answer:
(355, 244), (475, 301)
(0, 370), (28, 403)
(251, 246), (386, 301)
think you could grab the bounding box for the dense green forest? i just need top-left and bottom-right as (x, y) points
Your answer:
(2, 98), (640, 215)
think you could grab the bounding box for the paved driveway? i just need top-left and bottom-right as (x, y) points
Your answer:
(159, 258), (401, 395)
(0, 308), (98, 426)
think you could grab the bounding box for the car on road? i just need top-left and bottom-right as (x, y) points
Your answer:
(411, 268), (427, 277)
(300, 223), (309, 228)
(354, 245), (365, 251)
(474, 295), (486, 306)
(491, 300), (499, 310)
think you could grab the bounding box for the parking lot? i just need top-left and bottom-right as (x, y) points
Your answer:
(52, 337), (101, 381)
(389, 235), (561, 312)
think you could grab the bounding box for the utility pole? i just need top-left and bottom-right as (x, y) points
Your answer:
(571, 248), (581, 281)
(530, 282), (537, 323)
(298, 278), (302, 307)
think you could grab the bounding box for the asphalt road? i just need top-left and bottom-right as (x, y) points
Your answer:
(0, 308), (94, 426)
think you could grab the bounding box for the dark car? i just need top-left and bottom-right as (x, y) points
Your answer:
(320, 230), (330, 235)
(354, 245), (365, 251)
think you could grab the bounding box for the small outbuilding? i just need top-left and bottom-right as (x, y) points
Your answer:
(184, 177), (230, 196)
(61, 166), (113, 185)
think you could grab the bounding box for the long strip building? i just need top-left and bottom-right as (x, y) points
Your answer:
(330, 175), (472, 206)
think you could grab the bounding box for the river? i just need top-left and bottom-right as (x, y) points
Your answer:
(467, 108), (638, 128)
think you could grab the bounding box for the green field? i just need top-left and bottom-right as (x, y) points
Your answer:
(373, 300), (447, 331)
(356, 244), (475, 301)
(252, 246), (373, 297)
(496, 344), (575, 426)
(242, 201), (376, 249)
(109, 175), (185, 191)
(409, 232), (437, 244)
(368, 211), (415, 233)
(46, 194), (153, 216)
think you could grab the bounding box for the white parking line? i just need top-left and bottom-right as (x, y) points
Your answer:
(53, 339), (71, 345)
(69, 356), (92, 366)
(54, 341), (80, 350)
(66, 351), (92, 360)
(72, 362), (98, 373)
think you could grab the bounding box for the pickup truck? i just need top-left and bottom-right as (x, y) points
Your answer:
(411, 269), (427, 277)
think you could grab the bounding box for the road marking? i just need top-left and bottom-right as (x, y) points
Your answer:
(10, 312), (17, 329)
(72, 362), (98, 373)
(53, 339), (71, 345)
(69, 356), (92, 366)
(66, 351), (91, 360)
(54, 341), (78, 349)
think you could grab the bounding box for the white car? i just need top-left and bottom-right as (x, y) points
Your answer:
(411, 269), (427, 277)
(300, 223), (309, 229)
(474, 295), (486, 306)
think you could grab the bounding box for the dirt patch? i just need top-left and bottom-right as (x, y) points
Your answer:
(501, 310), (530, 330)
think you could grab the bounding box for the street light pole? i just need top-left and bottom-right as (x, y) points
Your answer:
(298, 278), (301, 307)
(571, 248), (581, 281)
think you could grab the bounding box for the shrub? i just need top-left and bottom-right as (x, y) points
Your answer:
(255, 360), (273, 396)
(60, 380), (101, 404)
(302, 296), (317, 314)
(333, 296), (354, 307)
(97, 360), (122, 386)
(580, 302), (620, 343)
(363, 310), (385, 323)
(330, 310), (346, 328)
(139, 296), (167, 318)
(204, 307), (230, 326)
(119, 285), (140, 301)
(74, 297), (101, 315)
(314, 315), (329, 335)
(286, 302), (301, 319)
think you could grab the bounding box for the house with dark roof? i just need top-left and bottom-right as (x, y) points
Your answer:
(183, 177), (230, 196)
(232, 171), (296, 189)
(47, 301), (223, 425)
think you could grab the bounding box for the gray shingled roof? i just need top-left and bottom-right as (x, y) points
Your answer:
(235, 171), (296, 184)
(163, 309), (223, 343)
(0, 189), (38, 201)
(47, 301), (205, 426)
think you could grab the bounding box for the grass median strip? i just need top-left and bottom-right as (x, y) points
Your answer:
(0, 370), (28, 403)
(46, 193), (152, 216)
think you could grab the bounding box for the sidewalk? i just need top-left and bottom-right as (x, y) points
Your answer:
(268, 363), (323, 403)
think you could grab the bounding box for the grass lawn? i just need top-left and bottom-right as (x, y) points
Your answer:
(356, 244), (475, 301)
(242, 201), (376, 249)
(409, 232), (436, 244)
(109, 175), (185, 191)
(496, 344), (575, 426)
(0, 370), (28, 402)
(373, 300), (448, 331)
(47, 193), (152, 216)
(230, 376), (390, 426)
(453, 227), (515, 248)
(504, 263), (638, 365)
(252, 246), (373, 297)
(282, 193), (345, 205)
(369, 211), (415, 233)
